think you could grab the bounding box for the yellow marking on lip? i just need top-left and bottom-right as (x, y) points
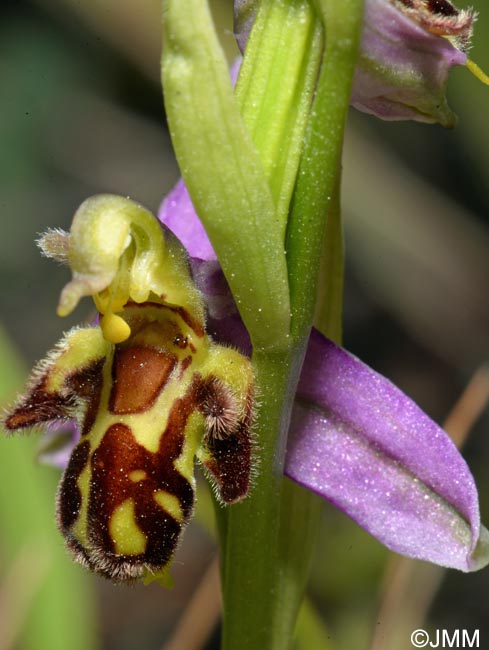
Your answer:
(154, 490), (184, 523)
(174, 411), (205, 484)
(47, 328), (108, 393)
(109, 498), (147, 555)
(71, 461), (91, 547)
(129, 470), (147, 482)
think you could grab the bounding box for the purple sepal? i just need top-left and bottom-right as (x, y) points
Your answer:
(37, 420), (80, 469)
(285, 329), (489, 571)
(159, 181), (253, 352)
(159, 179), (215, 261)
(190, 258), (251, 355)
(234, 0), (259, 55)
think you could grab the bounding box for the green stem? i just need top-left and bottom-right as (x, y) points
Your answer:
(219, 5), (326, 647)
(313, 179), (344, 342)
(219, 347), (299, 649)
(287, 0), (364, 340)
(274, 479), (323, 646)
(276, 1), (364, 646)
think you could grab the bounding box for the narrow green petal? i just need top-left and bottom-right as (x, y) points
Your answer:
(236, 0), (323, 235)
(287, 0), (364, 339)
(162, 0), (290, 351)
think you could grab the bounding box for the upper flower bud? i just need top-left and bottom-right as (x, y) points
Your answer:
(235, 0), (483, 127)
(351, 0), (475, 126)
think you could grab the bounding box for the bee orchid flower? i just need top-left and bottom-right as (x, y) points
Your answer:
(6, 182), (485, 581)
(3, 0), (489, 594)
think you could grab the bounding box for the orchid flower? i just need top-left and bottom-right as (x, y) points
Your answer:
(235, 0), (489, 126)
(6, 185), (485, 579)
(3, 0), (488, 648)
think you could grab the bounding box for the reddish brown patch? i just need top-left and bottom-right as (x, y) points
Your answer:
(109, 346), (176, 415)
(85, 379), (203, 579)
(179, 355), (193, 378)
(167, 305), (205, 338)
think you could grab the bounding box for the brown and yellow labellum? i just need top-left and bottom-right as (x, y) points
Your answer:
(3, 303), (254, 583)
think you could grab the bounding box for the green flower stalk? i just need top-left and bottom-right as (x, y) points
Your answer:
(162, 0), (363, 647)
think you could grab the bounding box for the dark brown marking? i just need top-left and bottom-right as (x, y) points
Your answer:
(67, 359), (105, 435)
(4, 359), (105, 434)
(202, 434), (252, 503)
(109, 346), (176, 415)
(427, 0), (458, 16)
(199, 376), (240, 440)
(86, 380), (203, 579)
(201, 385), (254, 503)
(57, 439), (91, 531)
(4, 377), (75, 431)
(179, 355), (193, 378)
(166, 305), (205, 338)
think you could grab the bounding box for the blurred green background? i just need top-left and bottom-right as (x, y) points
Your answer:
(1, 1), (489, 648)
